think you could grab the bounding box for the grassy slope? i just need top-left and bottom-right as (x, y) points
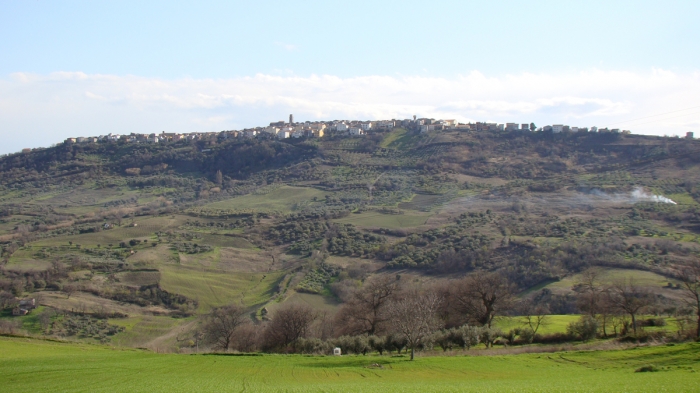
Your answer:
(494, 315), (581, 335)
(1, 337), (698, 392)
(159, 265), (284, 311)
(203, 186), (327, 213)
(334, 211), (430, 228)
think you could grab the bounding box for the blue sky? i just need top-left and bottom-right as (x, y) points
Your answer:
(1, 1), (699, 154)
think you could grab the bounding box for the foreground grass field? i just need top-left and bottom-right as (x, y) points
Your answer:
(1, 337), (698, 392)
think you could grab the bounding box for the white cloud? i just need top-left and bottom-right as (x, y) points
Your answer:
(0, 69), (699, 154)
(274, 42), (298, 52)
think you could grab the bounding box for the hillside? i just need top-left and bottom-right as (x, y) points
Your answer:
(1, 126), (700, 350)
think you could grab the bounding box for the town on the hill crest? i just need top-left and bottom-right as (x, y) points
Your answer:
(52, 114), (680, 152)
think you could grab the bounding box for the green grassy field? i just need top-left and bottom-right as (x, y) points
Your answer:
(203, 186), (327, 213)
(334, 211), (430, 228)
(380, 128), (420, 150)
(1, 337), (698, 392)
(494, 315), (581, 335)
(158, 265), (285, 310)
(545, 268), (676, 291)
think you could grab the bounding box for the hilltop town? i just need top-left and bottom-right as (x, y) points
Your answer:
(56, 114), (653, 150)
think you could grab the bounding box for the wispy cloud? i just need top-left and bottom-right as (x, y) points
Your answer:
(274, 41), (298, 52)
(1, 69), (699, 154)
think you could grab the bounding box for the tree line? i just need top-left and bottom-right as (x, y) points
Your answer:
(196, 262), (700, 359)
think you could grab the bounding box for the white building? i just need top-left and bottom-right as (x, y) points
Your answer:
(376, 120), (395, 129)
(552, 124), (565, 133)
(505, 123), (519, 131)
(348, 127), (364, 136)
(277, 131), (290, 139)
(360, 122), (372, 131)
(335, 123), (349, 132)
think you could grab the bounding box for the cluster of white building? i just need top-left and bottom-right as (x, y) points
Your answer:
(61, 114), (644, 148)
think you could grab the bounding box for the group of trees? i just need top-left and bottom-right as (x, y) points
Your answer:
(199, 262), (700, 358)
(574, 264), (700, 339)
(201, 272), (513, 359)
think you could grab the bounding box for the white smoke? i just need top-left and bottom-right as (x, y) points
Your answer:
(586, 187), (676, 204)
(630, 187), (677, 204)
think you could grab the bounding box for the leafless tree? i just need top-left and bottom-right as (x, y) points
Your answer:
(62, 283), (77, 299)
(521, 304), (550, 336)
(203, 304), (248, 351)
(335, 275), (398, 336)
(0, 291), (16, 309)
(451, 271), (515, 327)
(678, 259), (700, 338)
(605, 278), (653, 336)
(232, 323), (260, 352)
(313, 311), (336, 340)
(177, 329), (204, 353)
(387, 289), (444, 360)
(576, 268), (603, 316)
(37, 308), (54, 332)
(263, 303), (317, 350)
(575, 268), (612, 336)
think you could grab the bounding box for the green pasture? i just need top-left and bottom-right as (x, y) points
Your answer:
(158, 265), (285, 310)
(494, 315), (581, 335)
(31, 216), (181, 248)
(109, 315), (190, 348)
(545, 268), (677, 291)
(1, 337), (698, 392)
(494, 314), (687, 337)
(268, 292), (340, 314)
(334, 211), (430, 229)
(380, 128), (419, 150)
(203, 186), (327, 213)
(196, 233), (255, 249)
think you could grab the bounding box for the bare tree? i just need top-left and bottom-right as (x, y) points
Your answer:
(177, 329), (204, 353)
(576, 268), (603, 316)
(521, 304), (550, 337)
(263, 303), (317, 350)
(575, 268), (612, 337)
(605, 278), (653, 336)
(678, 259), (700, 338)
(37, 308), (54, 332)
(335, 275), (398, 336)
(62, 283), (77, 299)
(0, 291), (16, 309)
(232, 323), (260, 352)
(387, 289), (443, 360)
(451, 271), (514, 327)
(203, 304), (248, 351)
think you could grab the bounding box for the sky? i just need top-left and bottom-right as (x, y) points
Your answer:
(1, 0), (699, 154)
